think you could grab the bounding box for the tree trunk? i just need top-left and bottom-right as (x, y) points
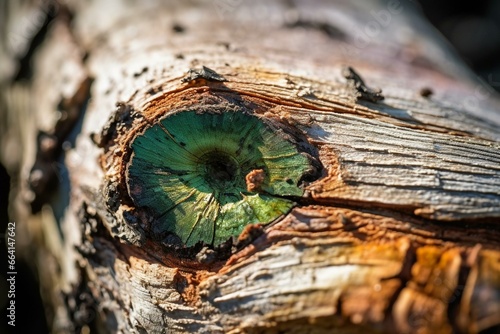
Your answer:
(1, 0), (500, 333)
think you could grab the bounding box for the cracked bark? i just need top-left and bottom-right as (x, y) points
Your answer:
(1, 1), (500, 333)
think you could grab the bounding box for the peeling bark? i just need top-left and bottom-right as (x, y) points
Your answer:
(1, 1), (500, 333)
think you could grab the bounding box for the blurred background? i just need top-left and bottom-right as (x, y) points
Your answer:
(419, 0), (500, 92)
(1, 0), (500, 333)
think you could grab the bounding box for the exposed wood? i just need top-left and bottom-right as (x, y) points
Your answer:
(1, 0), (500, 333)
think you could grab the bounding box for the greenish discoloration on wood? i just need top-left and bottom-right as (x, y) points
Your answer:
(126, 111), (311, 246)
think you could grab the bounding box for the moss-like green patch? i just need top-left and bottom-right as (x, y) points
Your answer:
(126, 111), (310, 246)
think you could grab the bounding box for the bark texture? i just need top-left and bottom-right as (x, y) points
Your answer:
(1, 0), (500, 333)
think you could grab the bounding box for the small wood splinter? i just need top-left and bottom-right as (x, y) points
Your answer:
(342, 66), (384, 103)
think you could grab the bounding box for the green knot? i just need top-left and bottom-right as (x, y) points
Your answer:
(126, 110), (313, 247)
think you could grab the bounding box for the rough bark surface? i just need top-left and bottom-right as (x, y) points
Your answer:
(1, 1), (500, 333)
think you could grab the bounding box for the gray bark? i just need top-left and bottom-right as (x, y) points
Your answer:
(1, 1), (500, 333)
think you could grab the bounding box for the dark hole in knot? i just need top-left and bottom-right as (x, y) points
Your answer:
(201, 152), (240, 189)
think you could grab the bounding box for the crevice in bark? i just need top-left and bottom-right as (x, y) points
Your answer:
(29, 77), (92, 213)
(382, 242), (417, 333)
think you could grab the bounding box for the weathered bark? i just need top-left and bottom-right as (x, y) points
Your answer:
(1, 0), (500, 333)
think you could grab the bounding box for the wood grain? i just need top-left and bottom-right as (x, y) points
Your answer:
(1, 0), (500, 333)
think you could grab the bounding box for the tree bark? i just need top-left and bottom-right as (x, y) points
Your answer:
(1, 0), (500, 333)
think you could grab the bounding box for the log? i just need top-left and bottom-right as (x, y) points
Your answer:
(1, 0), (500, 333)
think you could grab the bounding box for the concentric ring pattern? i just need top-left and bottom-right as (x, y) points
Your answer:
(126, 111), (311, 246)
